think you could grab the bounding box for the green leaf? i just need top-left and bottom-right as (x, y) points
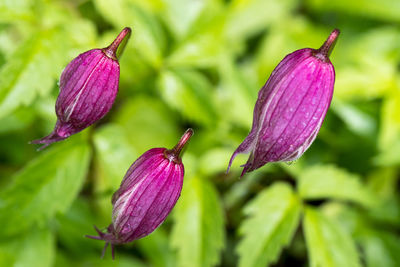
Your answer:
(223, 171), (267, 209)
(315, 202), (400, 267)
(0, 29), (68, 119)
(0, 227), (54, 267)
(217, 52), (256, 128)
(303, 207), (361, 267)
(198, 147), (233, 175)
(157, 69), (217, 126)
(237, 182), (301, 267)
(113, 96), (178, 154)
(41, 5), (97, 49)
(0, 0), (36, 22)
(0, 106), (35, 134)
(136, 228), (176, 267)
(376, 88), (400, 165)
(334, 28), (400, 100)
(93, 123), (137, 223)
(55, 250), (146, 267)
(56, 198), (103, 255)
(0, 139), (91, 238)
(361, 229), (400, 267)
(93, 124), (137, 192)
(367, 168), (400, 224)
(166, 15), (225, 68)
(298, 165), (375, 207)
(0, 26), (20, 56)
(306, 0), (400, 22)
(367, 168), (398, 198)
(226, 0), (297, 40)
(374, 140), (400, 166)
(160, 0), (206, 39)
(171, 177), (225, 267)
(313, 202), (400, 267)
(331, 99), (376, 137)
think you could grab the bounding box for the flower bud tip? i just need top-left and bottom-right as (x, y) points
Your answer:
(165, 128), (194, 163)
(103, 27), (132, 60)
(315, 29), (340, 60)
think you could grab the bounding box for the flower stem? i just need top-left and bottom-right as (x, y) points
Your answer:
(103, 27), (132, 60)
(316, 29), (340, 60)
(165, 128), (194, 163)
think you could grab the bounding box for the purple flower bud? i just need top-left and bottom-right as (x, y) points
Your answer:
(86, 129), (194, 259)
(227, 29), (340, 176)
(31, 27), (131, 149)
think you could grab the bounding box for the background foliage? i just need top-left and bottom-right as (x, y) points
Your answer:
(0, 0), (399, 266)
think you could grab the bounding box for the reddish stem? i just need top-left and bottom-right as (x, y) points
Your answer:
(165, 128), (194, 163)
(315, 29), (340, 61)
(103, 27), (132, 60)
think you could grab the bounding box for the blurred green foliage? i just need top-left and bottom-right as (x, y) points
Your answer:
(0, 0), (399, 266)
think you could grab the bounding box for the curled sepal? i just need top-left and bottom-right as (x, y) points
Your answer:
(85, 225), (117, 259)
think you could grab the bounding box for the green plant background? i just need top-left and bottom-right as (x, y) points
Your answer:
(0, 0), (399, 266)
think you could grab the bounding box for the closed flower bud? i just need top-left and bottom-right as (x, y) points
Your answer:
(227, 29), (340, 176)
(86, 128), (194, 259)
(31, 27), (131, 149)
